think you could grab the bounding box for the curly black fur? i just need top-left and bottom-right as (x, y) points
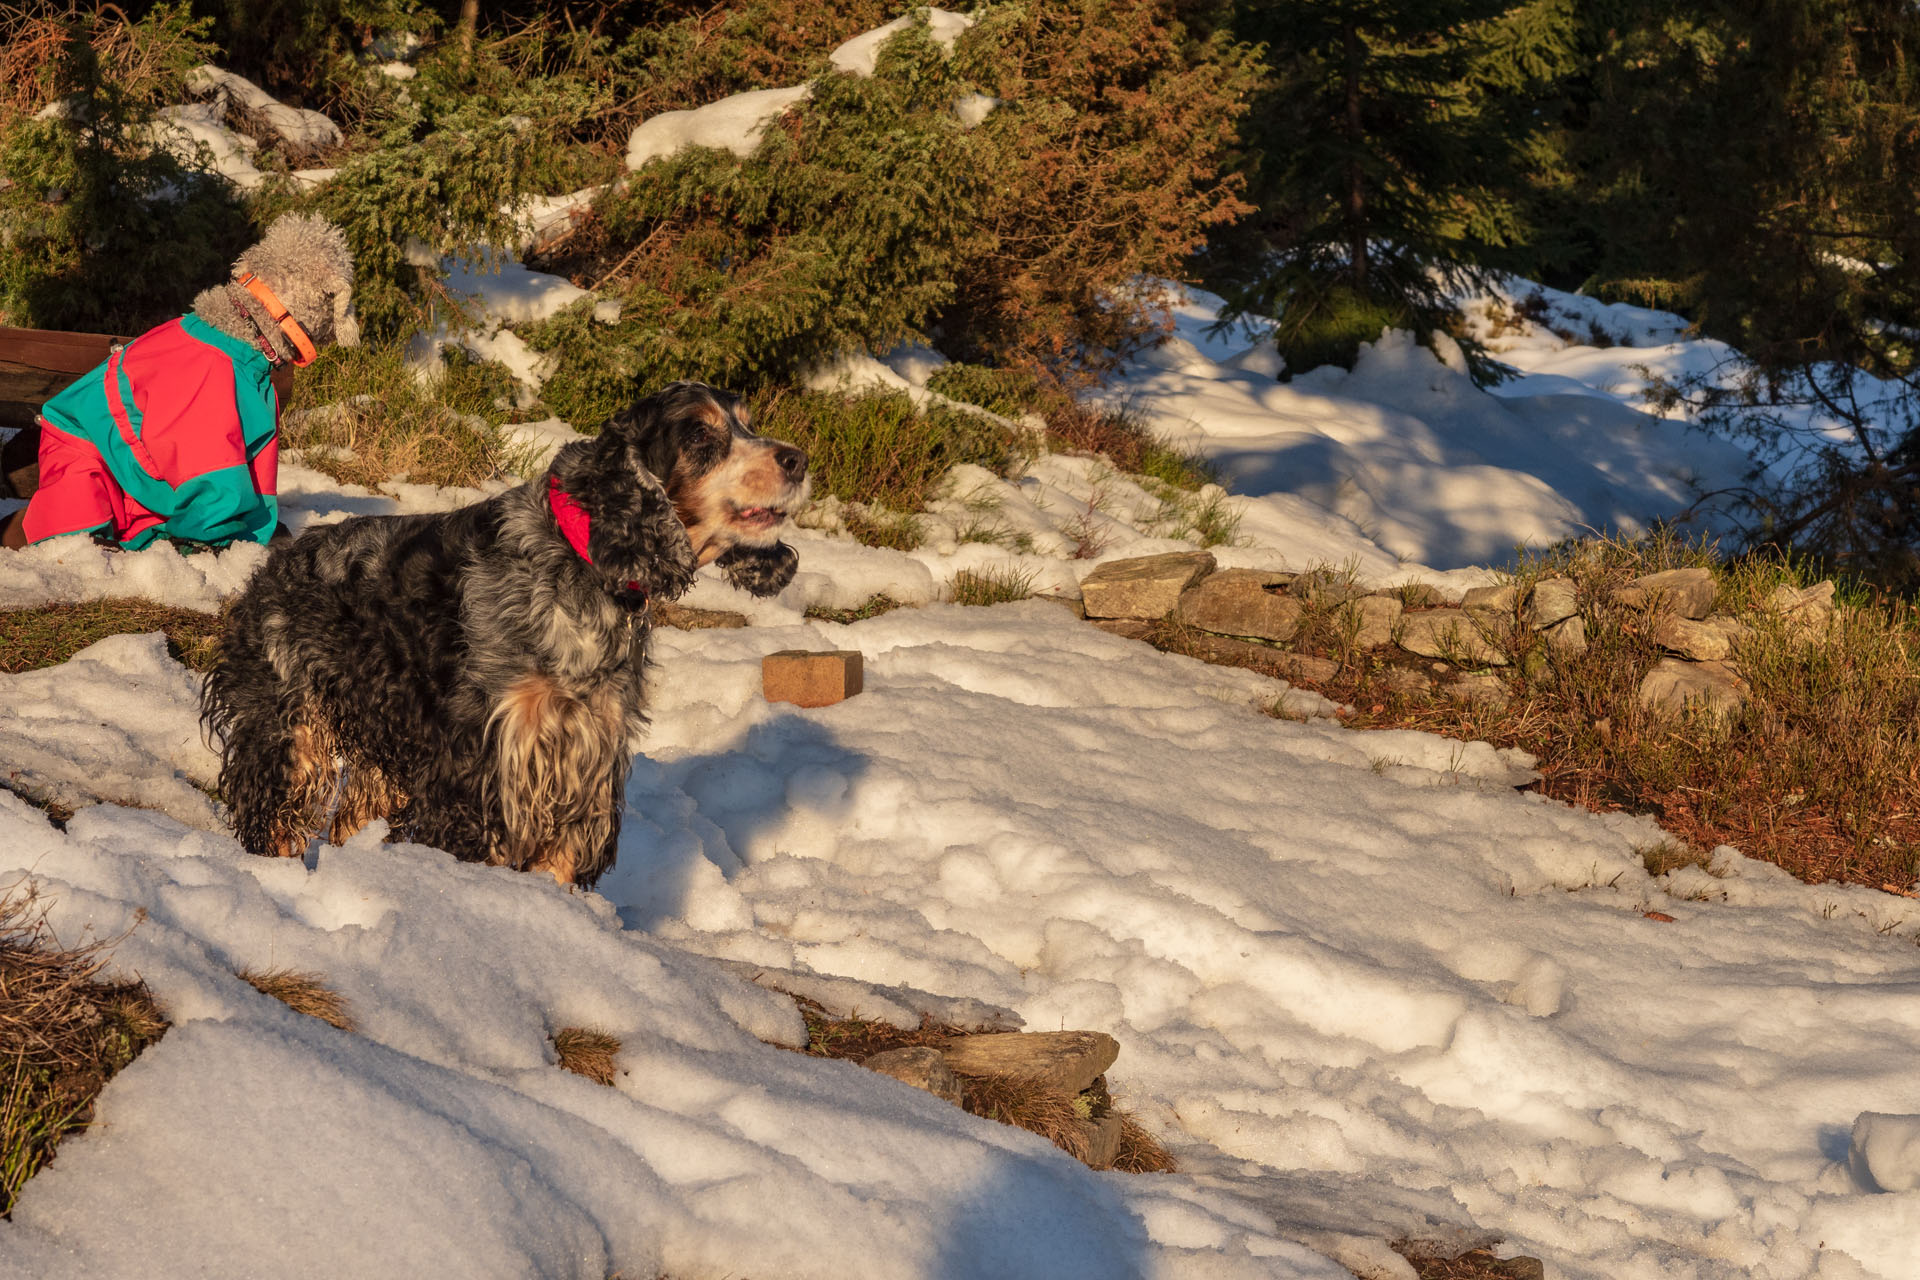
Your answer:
(202, 381), (806, 887)
(717, 541), (800, 596)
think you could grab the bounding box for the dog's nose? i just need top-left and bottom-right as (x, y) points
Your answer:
(774, 445), (808, 482)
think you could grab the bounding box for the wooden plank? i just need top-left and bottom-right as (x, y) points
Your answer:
(0, 325), (296, 423)
(0, 361), (87, 430)
(0, 327), (122, 375)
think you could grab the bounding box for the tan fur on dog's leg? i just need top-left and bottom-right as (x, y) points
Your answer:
(268, 708), (339, 857)
(328, 758), (405, 845)
(489, 673), (623, 880)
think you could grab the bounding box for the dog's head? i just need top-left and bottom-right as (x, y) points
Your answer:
(235, 213), (360, 353)
(574, 381), (808, 598)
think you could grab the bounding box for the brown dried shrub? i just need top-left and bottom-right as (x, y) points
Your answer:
(552, 1026), (622, 1086)
(1, 883), (168, 1214)
(237, 967), (354, 1032)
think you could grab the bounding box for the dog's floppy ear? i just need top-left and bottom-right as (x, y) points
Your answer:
(589, 468), (698, 600)
(599, 391), (682, 486)
(556, 413), (697, 600)
(716, 541), (798, 597)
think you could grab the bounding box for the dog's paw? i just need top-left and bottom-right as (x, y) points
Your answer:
(717, 541), (798, 597)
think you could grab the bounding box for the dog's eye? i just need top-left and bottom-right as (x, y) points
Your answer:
(676, 421), (727, 469)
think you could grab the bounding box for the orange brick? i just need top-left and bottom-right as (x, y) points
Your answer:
(762, 649), (864, 708)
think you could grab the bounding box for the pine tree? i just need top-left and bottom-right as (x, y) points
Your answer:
(1572, 0), (1920, 585)
(1218, 0), (1576, 379)
(0, 3), (251, 332)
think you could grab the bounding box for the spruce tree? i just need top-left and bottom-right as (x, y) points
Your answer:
(1219, 0), (1575, 379)
(1572, 0), (1920, 585)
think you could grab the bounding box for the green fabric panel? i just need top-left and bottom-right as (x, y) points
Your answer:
(151, 464), (277, 548)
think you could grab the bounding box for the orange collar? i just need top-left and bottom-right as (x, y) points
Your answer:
(235, 272), (318, 367)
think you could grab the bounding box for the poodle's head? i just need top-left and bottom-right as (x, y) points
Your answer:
(235, 213), (359, 356)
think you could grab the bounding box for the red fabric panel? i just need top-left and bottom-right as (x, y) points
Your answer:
(122, 319), (248, 482)
(249, 435), (279, 497)
(21, 419), (160, 544)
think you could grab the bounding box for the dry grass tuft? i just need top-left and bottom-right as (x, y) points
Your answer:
(2, 883), (168, 1214)
(787, 998), (1177, 1172)
(949, 565), (1039, 607)
(804, 595), (903, 626)
(0, 600), (222, 674)
(1043, 399), (1213, 492)
(841, 506), (924, 551)
(1112, 1113), (1178, 1173)
(0, 3), (209, 127)
(1396, 1244), (1540, 1279)
(284, 345), (537, 491)
(236, 967), (354, 1033)
(552, 1026), (622, 1086)
(958, 1072), (1091, 1162)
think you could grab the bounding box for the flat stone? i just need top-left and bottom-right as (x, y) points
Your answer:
(938, 1030), (1119, 1095)
(1652, 613), (1745, 662)
(1461, 583), (1521, 616)
(763, 650), (864, 708)
(1173, 631), (1338, 683)
(1090, 618), (1155, 641)
(1395, 583), (1448, 608)
(1078, 1114), (1123, 1171)
(1334, 595), (1403, 649)
(1080, 552), (1216, 619)
(1764, 580), (1837, 642)
(1612, 567), (1715, 619)
(1528, 578), (1578, 629)
(1542, 615), (1588, 656)
(1638, 658), (1747, 724)
(1177, 570), (1302, 642)
(1210, 567), (1294, 589)
(1380, 667), (1433, 695)
(1445, 672), (1509, 709)
(1036, 594), (1087, 619)
(1296, 568), (1367, 606)
(654, 601), (748, 630)
(1397, 609), (1509, 666)
(861, 1046), (964, 1107)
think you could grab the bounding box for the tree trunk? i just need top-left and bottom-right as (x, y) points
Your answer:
(1342, 17), (1368, 292)
(458, 0), (479, 56)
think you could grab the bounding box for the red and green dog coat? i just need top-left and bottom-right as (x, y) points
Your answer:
(21, 314), (280, 550)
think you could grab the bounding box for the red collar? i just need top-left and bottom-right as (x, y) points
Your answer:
(548, 475), (647, 603)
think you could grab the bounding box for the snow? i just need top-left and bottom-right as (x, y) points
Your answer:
(828, 8), (974, 76)
(627, 85), (812, 169)
(406, 253), (594, 391)
(185, 66), (343, 156)
(0, 534), (266, 611)
(6, 593), (1920, 1278)
(627, 8), (980, 170)
(1850, 1113), (1920, 1193)
(147, 102), (268, 190)
(0, 633), (217, 828)
(1077, 286), (1757, 571)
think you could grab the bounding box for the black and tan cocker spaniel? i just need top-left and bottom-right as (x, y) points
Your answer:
(202, 381), (807, 887)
